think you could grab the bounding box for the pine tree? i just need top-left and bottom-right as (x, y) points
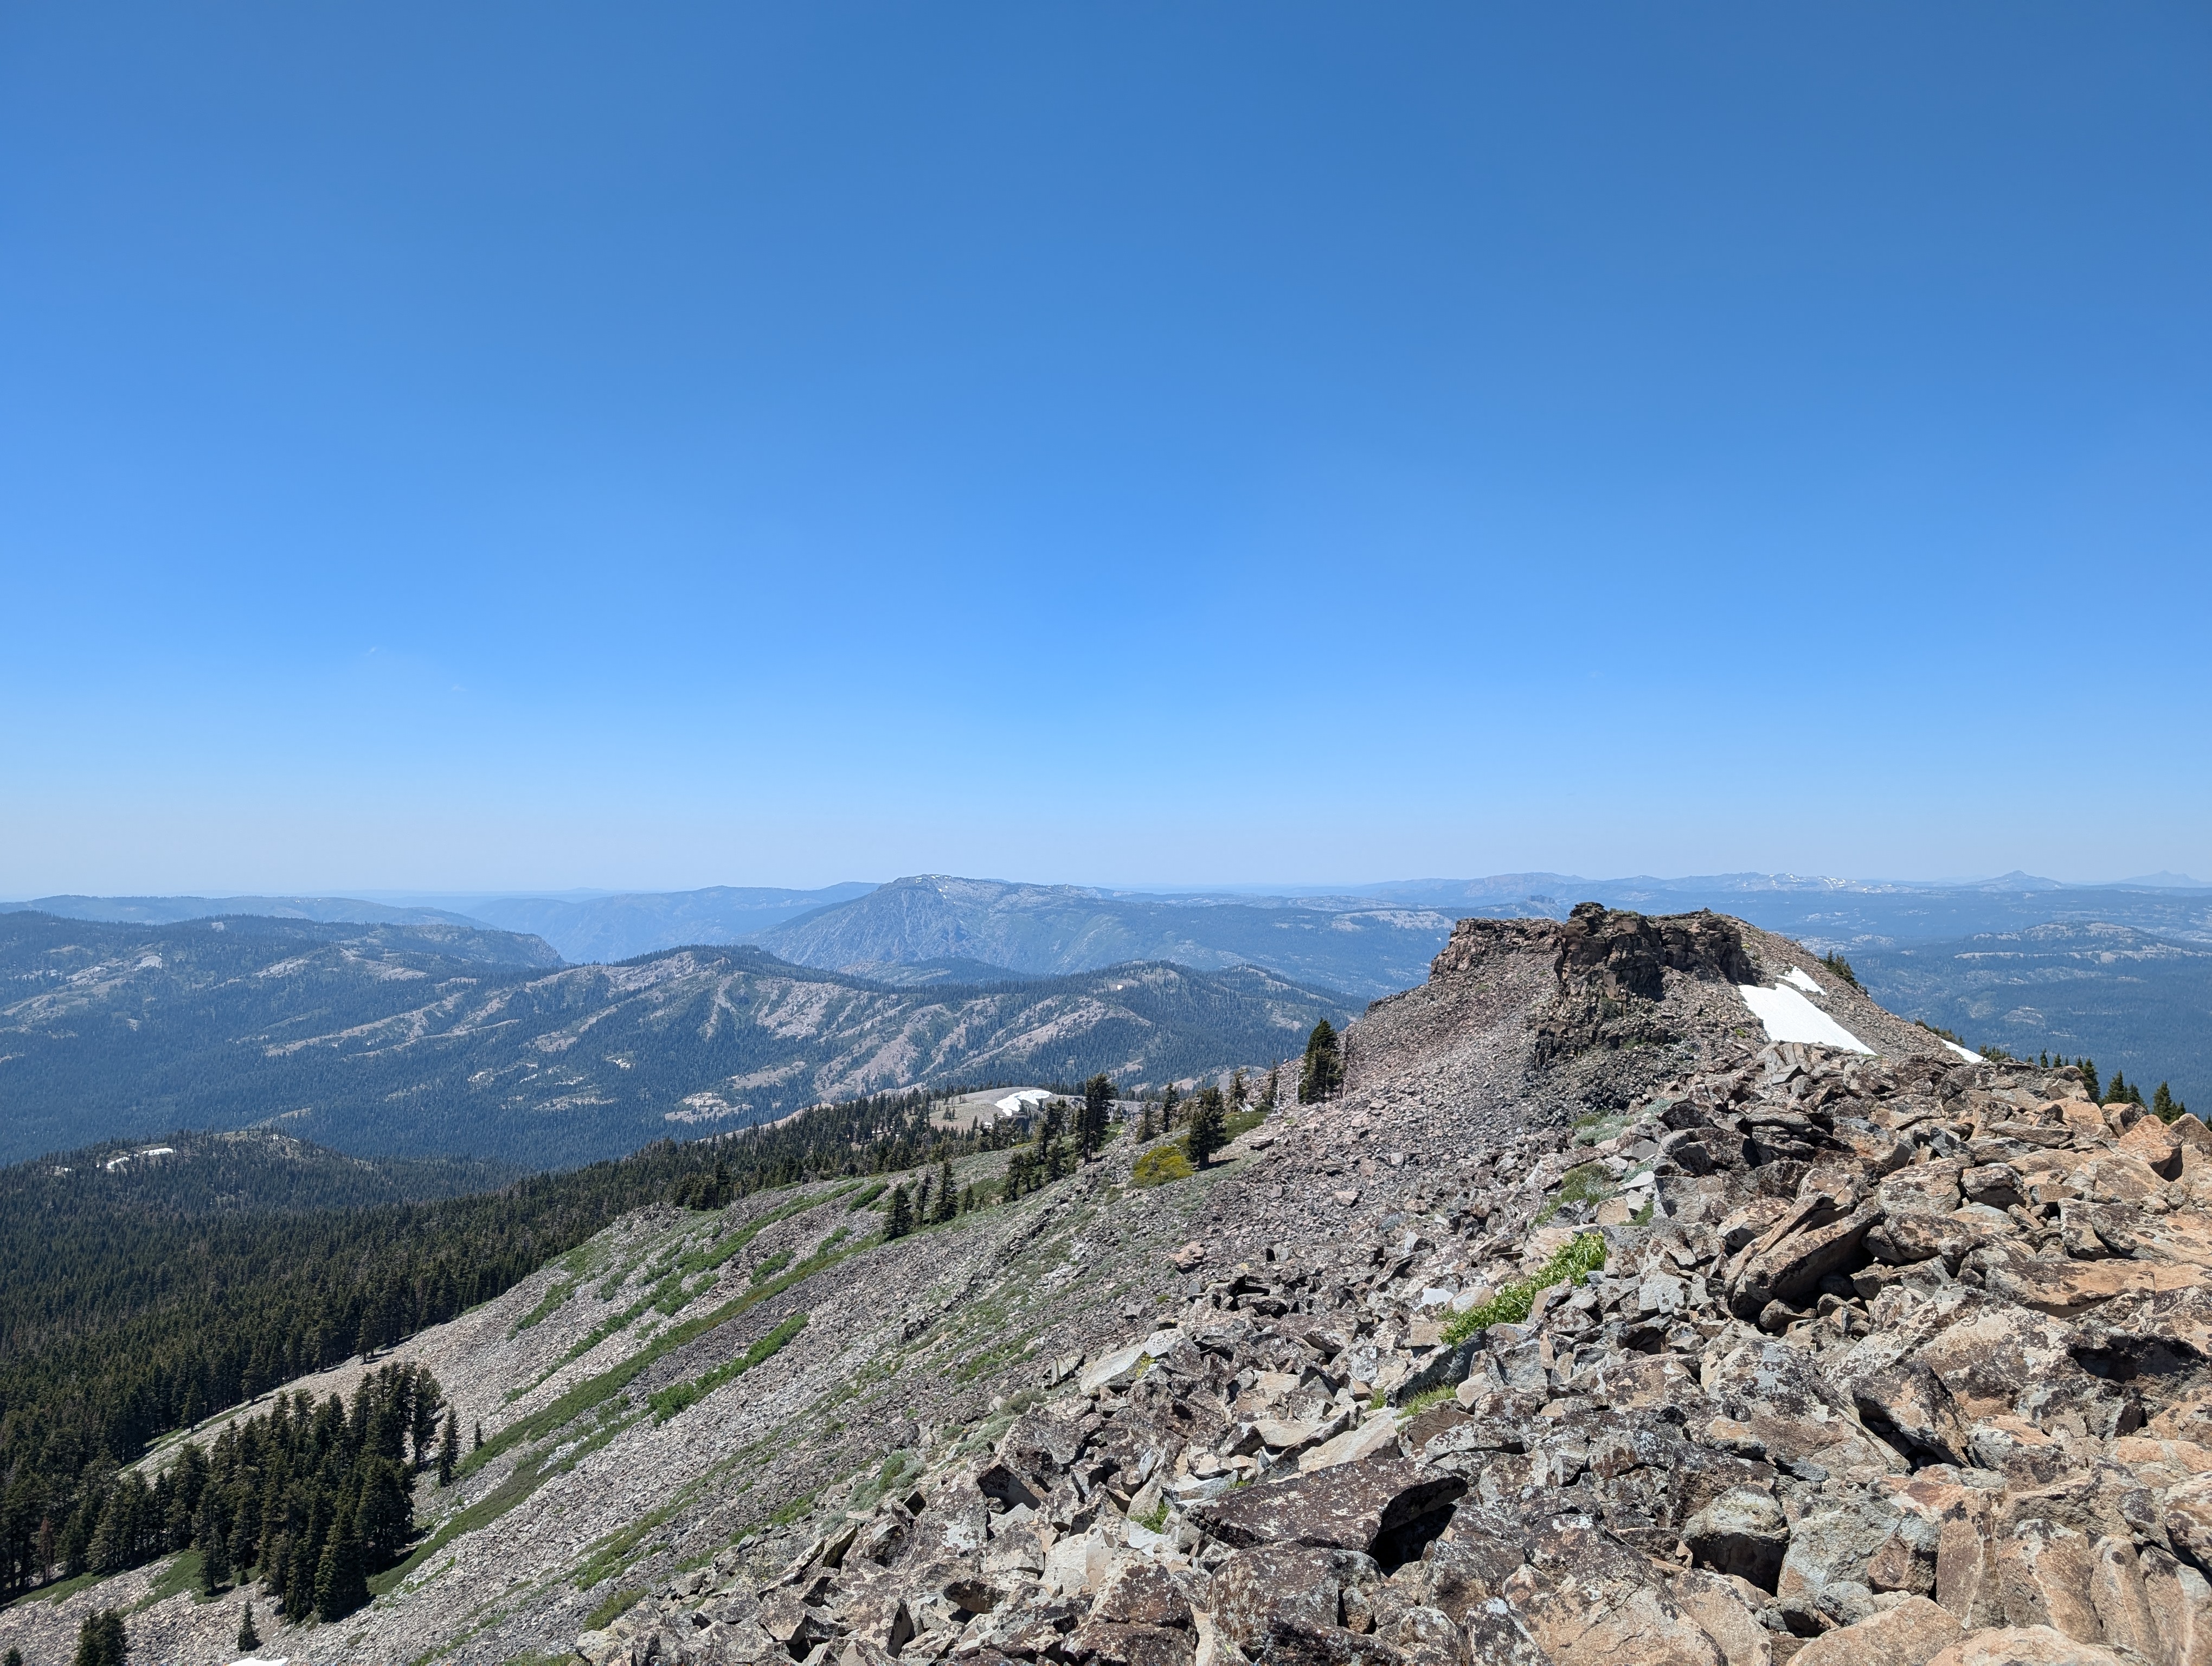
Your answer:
(237, 1600), (261, 1652)
(438, 1408), (460, 1486)
(1079, 1075), (1115, 1157)
(2155, 1082), (2186, 1123)
(885, 1184), (915, 1240)
(933, 1156), (958, 1223)
(73, 1610), (127, 1666)
(2081, 1058), (2101, 1099)
(1185, 1086), (1228, 1169)
(914, 1169), (934, 1222)
(474, 1420), (484, 1452)
(314, 1516), (367, 1621)
(1298, 1020), (1343, 1104)
(7, 1646), (21, 1666)
(1137, 1100), (1156, 1141)
(198, 1504), (230, 1593)
(1230, 1068), (1247, 1111)
(1161, 1084), (1180, 1127)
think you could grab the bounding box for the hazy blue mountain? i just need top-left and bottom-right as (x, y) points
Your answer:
(464, 883), (877, 962)
(0, 911), (1349, 1168)
(0, 893), (491, 929)
(1851, 922), (2212, 1109)
(756, 875), (1457, 999)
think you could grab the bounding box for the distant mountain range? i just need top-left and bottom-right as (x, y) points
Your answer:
(460, 883), (877, 960)
(11, 872), (2212, 1091)
(15, 871), (2210, 983)
(0, 911), (1351, 1167)
(1849, 922), (2212, 1111)
(0, 892), (491, 928)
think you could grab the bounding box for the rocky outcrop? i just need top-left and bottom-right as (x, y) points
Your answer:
(575, 1028), (2212, 1666)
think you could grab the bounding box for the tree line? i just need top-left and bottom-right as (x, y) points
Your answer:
(0, 1133), (735, 1599)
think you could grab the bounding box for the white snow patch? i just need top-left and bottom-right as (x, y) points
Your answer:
(1941, 1040), (1985, 1063)
(994, 1088), (1057, 1118)
(136, 953), (163, 970)
(1736, 984), (1874, 1054)
(1780, 966), (1824, 995)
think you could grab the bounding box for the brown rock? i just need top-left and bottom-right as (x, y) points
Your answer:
(2140, 1545), (2212, 1666)
(1935, 1505), (2003, 1629)
(2166, 1472), (2212, 1572)
(1211, 1545), (1383, 1664)
(2084, 1536), (2159, 1662)
(1187, 1458), (1464, 1560)
(1385, 1605), (1467, 1666)
(1092, 1559), (1200, 1630)
(1063, 1621), (1195, 1666)
(1851, 1361), (1972, 1468)
(1976, 1241), (2208, 1317)
(1729, 1199), (1881, 1320)
(1503, 1516), (1726, 1666)
(1788, 1597), (1962, 1666)
(1415, 1530), (1526, 1622)
(1668, 1568), (1774, 1666)
(1996, 1520), (2100, 1642)
(1685, 1487), (1790, 1591)
(1462, 1603), (1553, 1666)
(1922, 1626), (2129, 1666)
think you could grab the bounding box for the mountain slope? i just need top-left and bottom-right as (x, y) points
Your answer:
(758, 874), (1456, 999)
(0, 913), (1350, 1167)
(465, 884), (878, 963)
(13, 902), (2184, 1666)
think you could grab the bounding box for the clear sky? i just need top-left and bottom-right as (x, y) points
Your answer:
(3, 4), (2207, 896)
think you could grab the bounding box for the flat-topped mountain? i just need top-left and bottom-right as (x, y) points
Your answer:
(757, 875), (1457, 1000)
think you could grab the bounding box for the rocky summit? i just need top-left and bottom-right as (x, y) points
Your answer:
(11, 905), (2212, 1666)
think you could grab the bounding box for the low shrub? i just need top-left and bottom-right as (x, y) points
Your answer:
(1440, 1233), (1607, 1346)
(1133, 1147), (1195, 1188)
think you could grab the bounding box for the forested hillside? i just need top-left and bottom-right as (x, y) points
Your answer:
(0, 1084), (1085, 1602)
(0, 913), (1348, 1165)
(0, 1130), (734, 1595)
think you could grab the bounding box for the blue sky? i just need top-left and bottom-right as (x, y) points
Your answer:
(3, 4), (2207, 895)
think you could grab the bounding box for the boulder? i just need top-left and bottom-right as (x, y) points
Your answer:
(1995, 1519), (2100, 1642)
(1921, 1625), (2130, 1666)
(1503, 1516), (1725, 1666)
(2139, 1546), (2212, 1666)
(1092, 1558), (1201, 1630)
(1062, 1620), (1195, 1666)
(1666, 1569), (1773, 1666)
(1301, 1418), (1402, 1474)
(1211, 1545), (1379, 1662)
(1788, 1597), (1962, 1666)
(1728, 1199), (1880, 1319)
(2084, 1536), (2159, 1661)
(1187, 1458), (1465, 1561)
(1683, 1487), (1789, 1591)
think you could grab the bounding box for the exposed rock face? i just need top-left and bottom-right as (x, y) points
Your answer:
(569, 1033), (2212, 1666)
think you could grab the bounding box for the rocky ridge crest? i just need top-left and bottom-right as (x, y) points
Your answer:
(590, 941), (2212, 1666)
